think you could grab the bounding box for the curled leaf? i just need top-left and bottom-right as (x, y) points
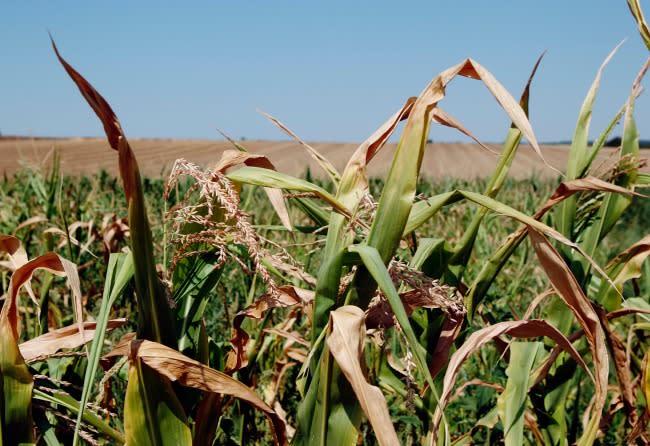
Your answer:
(527, 228), (608, 446)
(1, 252), (82, 341)
(226, 286), (312, 373)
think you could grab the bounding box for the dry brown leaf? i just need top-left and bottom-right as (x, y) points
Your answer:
(366, 288), (460, 329)
(124, 339), (287, 445)
(458, 59), (552, 171)
(0, 235), (38, 308)
(431, 107), (498, 155)
(364, 287), (465, 379)
(0, 235), (29, 271)
(430, 319), (591, 444)
(258, 109), (341, 184)
(595, 306), (637, 426)
(522, 289), (556, 320)
(13, 216), (48, 235)
(263, 328), (310, 348)
(326, 306), (400, 446)
(359, 97), (416, 165)
(429, 311), (465, 379)
(225, 286), (310, 373)
(0, 252), (83, 342)
(448, 378), (504, 404)
(51, 37), (123, 151)
(528, 228), (608, 445)
(399, 58), (553, 176)
(607, 306), (650, 320)
(335, 97), (416, 211)
(627, 349), (650, 443)
(52, 38), (144, 203)
(19, 319), (126, 361)
(534, 177), (641, 219)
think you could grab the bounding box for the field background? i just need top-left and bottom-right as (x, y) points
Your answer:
(4, 136), (649, 179)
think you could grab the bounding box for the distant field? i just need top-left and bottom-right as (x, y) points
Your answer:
(1, 137), (648, 179)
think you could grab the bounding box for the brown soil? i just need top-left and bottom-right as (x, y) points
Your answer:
(1, 137), (647, 180)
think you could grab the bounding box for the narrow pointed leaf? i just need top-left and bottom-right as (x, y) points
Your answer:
(73, 252), (134, 445)
(259, 109), (341, 184)
(498, 342), (541, 446)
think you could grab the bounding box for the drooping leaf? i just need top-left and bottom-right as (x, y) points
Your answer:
(430, 320), (591, 445)
(1, 251), (83, 445)
(227, 166), (352, 219)
(326, 306), (400, 446)
(527, 228), (608, 446)
(465, 177), (634, 317)
(108, 340), (288, 445)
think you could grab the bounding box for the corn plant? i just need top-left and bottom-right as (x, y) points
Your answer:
(0, 2), (649, 444)
(220, 47), (647, 446)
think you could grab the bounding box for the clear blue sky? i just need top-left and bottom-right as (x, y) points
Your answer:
(1, 1), (648, 143)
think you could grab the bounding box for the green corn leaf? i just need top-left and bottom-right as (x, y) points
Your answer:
(556, 42), (622, 239)
(123, 362), (192, 446)
(73, 252), (133, 445)
(579, 100), (628, 178)
(34, 388), (124, 444)
(0, 321), (34, 446)
(227, 167), (352, 218)
(497, 342), (541, 446)
(597, 235), (650, 310)
(403, 192), (459, 237)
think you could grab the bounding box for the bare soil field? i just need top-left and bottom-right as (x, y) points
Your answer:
(1, 137), (648, 180)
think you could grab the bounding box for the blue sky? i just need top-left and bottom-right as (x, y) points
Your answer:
(1, 1), (648, 143)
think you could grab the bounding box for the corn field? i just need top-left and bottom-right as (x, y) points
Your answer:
(1, 1), (650, 445)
